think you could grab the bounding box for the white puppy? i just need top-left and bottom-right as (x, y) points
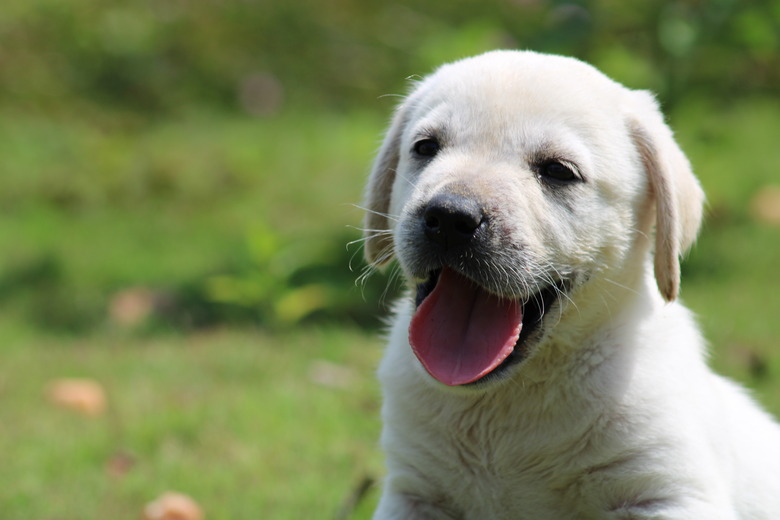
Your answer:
(361, 50), (780, 519)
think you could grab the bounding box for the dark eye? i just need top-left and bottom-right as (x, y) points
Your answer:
(413, 138), (440, 158)
(539, 161), (578, 183)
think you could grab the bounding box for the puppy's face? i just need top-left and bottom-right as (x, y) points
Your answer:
(364, 51), (703, 387)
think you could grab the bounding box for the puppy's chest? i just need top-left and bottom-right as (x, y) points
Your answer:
(421, 407), (588, 517)
(426, 448), (582, 520)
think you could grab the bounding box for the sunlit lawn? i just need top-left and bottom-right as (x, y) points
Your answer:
(0, 328), (384, 520)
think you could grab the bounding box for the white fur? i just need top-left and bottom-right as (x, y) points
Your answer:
(363, 51), (780, 519)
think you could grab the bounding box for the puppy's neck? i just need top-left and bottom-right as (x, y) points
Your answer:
(511, 270), (662, 388)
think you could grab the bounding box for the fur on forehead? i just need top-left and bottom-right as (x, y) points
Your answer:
(401, 52), (633, 152)
(415, 50), (624, 107)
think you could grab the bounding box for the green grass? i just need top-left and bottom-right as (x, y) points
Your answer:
(0, 107), (390, 333)
(0, 328), (384, 519)
(0, 108), (382, 286)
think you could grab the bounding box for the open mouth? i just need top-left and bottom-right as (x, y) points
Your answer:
(409, 267), (565, 386)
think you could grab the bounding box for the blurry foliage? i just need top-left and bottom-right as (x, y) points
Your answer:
(0, 255), (104, 333)
(195, 225), (396, 330)
(0, 107), (388, 333)
(1, 0), (778, 116)
(0, 227), (397, 333)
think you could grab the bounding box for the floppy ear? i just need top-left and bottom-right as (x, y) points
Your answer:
(627, 91), (704, 302)
(362, 101), (412, 267)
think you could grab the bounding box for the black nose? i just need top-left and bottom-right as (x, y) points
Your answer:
(422, 192), (485, 249)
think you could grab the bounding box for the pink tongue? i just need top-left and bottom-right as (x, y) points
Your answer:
(409, 268), (523, 386)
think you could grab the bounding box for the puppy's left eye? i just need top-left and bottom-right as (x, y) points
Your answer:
(539, 161), (579, 183)
(413, 138), (440, 158)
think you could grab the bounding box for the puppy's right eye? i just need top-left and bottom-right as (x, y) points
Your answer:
(536, 160), (581, 185)
(413, 139), (440, 158)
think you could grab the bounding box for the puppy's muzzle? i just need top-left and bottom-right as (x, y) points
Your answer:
(422, 190), (486, 252)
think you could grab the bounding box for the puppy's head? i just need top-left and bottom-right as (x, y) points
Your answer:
(363, 50), (703, 387)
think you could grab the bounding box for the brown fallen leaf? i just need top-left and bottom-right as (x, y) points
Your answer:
(143, 492), (204, 520)
(750, 185), (780, 226)
(106, 451), (136, 478)
(109, 287), (157, 327)
(308, 359), (356, 389)
(47, 378), (106, 416)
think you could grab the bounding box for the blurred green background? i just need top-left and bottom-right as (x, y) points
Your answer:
(1, 0), (779, 518)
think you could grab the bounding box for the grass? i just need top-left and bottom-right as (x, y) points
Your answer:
(0, 328), (384, 519)
(1, 95), (780, 518)
(0, 108), (382, 286)
(0, 107), (390, 334)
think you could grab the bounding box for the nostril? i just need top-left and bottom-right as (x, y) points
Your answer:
(455, 217), (481, 235)
(421, 191), (485, 248)
(424, 214), (441, 231)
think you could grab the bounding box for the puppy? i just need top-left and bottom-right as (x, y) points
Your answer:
(361, 50), (780, 519)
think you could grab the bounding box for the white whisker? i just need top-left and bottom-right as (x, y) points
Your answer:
(351, 204), (400, 222)
(602, 277), (639, 296)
